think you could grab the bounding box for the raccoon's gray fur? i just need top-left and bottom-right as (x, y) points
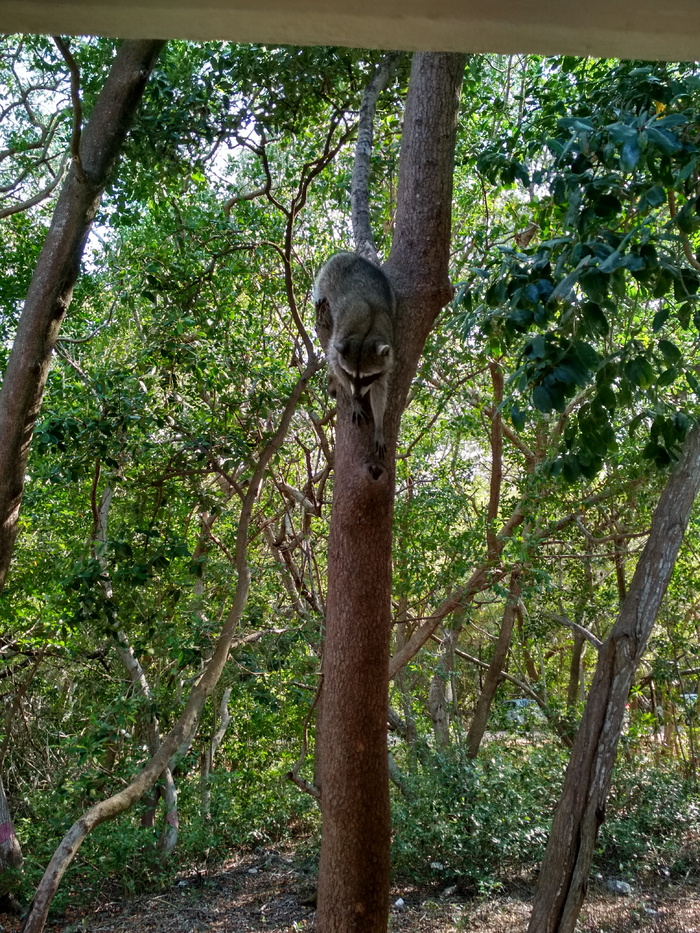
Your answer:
(313, 251), (395, 456)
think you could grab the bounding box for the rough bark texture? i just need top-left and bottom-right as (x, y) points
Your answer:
(0, 39), (165, 593)
(528, 421), (700, 933)
(566, 631), (586, 709)
(316, 52), (466, 933)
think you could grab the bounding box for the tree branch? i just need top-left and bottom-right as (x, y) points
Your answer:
(668, 189), (700, 273)
(545, 613), (603, 650)
(52, 36), (85, 183)
(351, 53), (403, 262)
(0, 152), (69, 219)
(0, 39), (165, 595)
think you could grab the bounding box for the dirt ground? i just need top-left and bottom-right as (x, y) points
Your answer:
(2, 848), (699, 933)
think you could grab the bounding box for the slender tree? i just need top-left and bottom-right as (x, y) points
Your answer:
(528, 421), (700, 933)
(0, 38), (165, 592)
(316, 51), (466, 932)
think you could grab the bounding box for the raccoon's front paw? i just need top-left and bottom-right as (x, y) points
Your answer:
(374, 438), (387, 459)
(351, 401), (369, 424)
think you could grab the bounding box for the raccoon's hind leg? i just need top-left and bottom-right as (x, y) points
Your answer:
(369, 378), (389, 457)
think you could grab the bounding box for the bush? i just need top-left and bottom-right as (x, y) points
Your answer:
(391, 740), (566, 893)
(12, 755), (320, 914)
(599, 754), (700, 877)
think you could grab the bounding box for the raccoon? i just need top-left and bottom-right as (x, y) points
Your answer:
(313, 252), (395, 456)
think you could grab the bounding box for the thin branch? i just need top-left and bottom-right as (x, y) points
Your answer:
(486, 361), (503, 559)
(545, 613), (603, 650)
(351, 53), (403, 262)
(281, 114), (353, 360)
(0, 650), (46, 771)
(430, 634), (540, 700)
(52, 36), (85, 182)
(57, 295), (118, 343)
(668, 189), (700, 273)
(223, 185), (268, 215)
(0, 152), (69, 219)
(20, 358), (318, 933)
(287, 674), (323, 801)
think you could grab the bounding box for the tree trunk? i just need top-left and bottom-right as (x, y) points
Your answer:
(528, 422), (700, 933)
(428, 622), (458, 749)
(566, 631), (585, 710)
(465, 572), (521, 758)
(315, 52), (466, 933)
(0, 774), (22, 889)
(0, 39), (165, 593)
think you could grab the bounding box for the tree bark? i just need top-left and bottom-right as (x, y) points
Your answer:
(0, 38), (165, 593)
(528, 421), (700, 933)
(315, 52), (466, 933)
(566, 631), (586, 710)
(351, 52), (403, 263)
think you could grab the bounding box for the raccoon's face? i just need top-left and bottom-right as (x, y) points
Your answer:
(336, 339), (392, 397)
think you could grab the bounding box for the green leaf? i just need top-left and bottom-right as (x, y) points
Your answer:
(657, 367), (677, 387)
(573, 341), (599, 370)
(596, 384), (616, 411)
(620, 136), (641, 173)
(638, 184), (667, 210)
(678, 302), (692, 328)
(658, 339), (682, 364)
(579, 269), (608, 303)
(625, 356), (654, 389)
(652, 306), (670, 331)
(686, 371), (700, 395)
(558, 117), (595, 133)
(646, 126), (682, 155)
(524, 334), (546, 359)
(510, 403), (526, 431)
(533, 385), (554, 413)
(581, 302), (609, 337)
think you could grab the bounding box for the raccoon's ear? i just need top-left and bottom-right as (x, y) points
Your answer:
(377, 343), (391, 357)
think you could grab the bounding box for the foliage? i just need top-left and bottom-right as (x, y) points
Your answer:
(392, 742), (566, 893)
(3, 41), (700, 907)
(600, 754), (700, 877)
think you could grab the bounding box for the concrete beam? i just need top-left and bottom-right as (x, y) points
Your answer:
(0, 0), (698, 60)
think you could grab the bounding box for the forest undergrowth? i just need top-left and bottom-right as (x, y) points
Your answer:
(1, 844), (700, 933)
(3, 735), (700, 930)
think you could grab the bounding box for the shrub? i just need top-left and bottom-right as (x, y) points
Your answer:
(391, 740), (566, 893)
